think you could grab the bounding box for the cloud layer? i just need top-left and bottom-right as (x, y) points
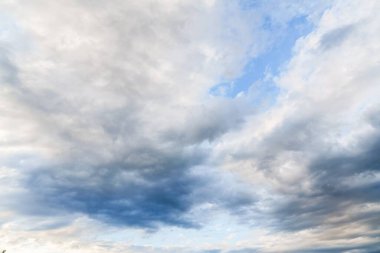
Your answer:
(1, 0), (380, 252)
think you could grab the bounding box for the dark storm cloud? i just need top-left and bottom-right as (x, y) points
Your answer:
(220, 102), (380, 238)
(24, 145), (207, 229)
(311, 135), (380, 182)
(1, 53), (250, 229)
(262, 112), (380, 232)
(18, 102), (252, 229)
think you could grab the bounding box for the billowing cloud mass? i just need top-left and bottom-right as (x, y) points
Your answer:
(0, 0), (379, 252)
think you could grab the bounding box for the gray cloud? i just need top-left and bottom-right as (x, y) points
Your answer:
(270, 109), (380, 229)
(227, 249), (258, 253)
(25, 148), (206, 228)
(319, 24), (356, 50)
(0, 0), (260, 232)
(290, 242), (380, 253)
(0, 49), (19, 85)
(236, 109), (380, 234)
(1, 0), (380, 253)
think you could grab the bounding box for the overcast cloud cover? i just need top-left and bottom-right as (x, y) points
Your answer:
(0, 0), (380, 252)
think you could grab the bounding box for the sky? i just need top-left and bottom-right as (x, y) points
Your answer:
(0, 0), (380, 252)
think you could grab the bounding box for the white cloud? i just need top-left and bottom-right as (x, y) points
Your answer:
(1, 0), (380, 252)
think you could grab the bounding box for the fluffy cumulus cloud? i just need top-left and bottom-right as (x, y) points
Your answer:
(0, 0), (379, 252)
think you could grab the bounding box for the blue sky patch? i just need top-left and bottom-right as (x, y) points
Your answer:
(209, 15), (313, 100)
